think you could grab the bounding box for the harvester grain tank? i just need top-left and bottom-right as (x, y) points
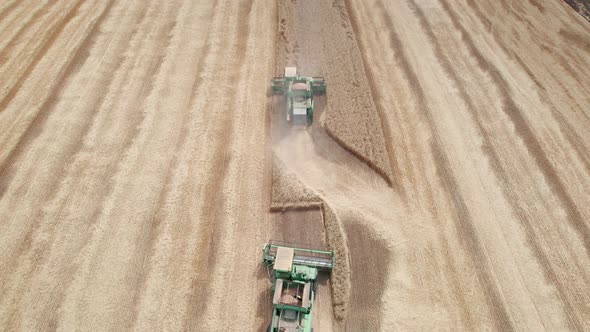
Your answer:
(262, 241), (334, 332)
(270, 67), (326, 126)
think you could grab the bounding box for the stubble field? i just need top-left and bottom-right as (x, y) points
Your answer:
(1, 0), (589, 331)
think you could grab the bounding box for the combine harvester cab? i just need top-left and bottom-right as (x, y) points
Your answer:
(270, 67), (326, 126)
(262, 241), (334, 332)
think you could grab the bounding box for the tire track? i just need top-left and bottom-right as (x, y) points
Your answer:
(512, 53), (590, 176)
(549, 110), (590, 176)
(456, 1), (590, 161)
(560, 29), (590, 54)
(347, 0), (433, 206)
(69, 0), (179, 292)
(537, 43), (590, 96)
(0, 1), (50, 65)
(127, 1), (218, 328)
(123, 0), (241, 328)
(0, 0), (20, 22)
(0, 0), (115, 279)
(222, 4), (283, 327)
(0, 1), (95, 180)
(181, 1), (236, 326)
(409, 0), (584, 329)
(440, 0), (590, 259)
(52, 2), (188, 328)
(184, 1), (253, 328)
(0, 0), (118, 319)
(554, 51), (586, 89)
(103, 0), (213, 328)
(0, 3), (178, 328)
(0, 0), (155, 207)
(528, 0), (545, 13)
(0, 0), (114, 233)
(0, 1), (163, 329)
(128, 0), (236, 327)
(0, 1), (45, 54)
(0, 0), (86, 114)
(376, 1), (515, 330)
(354, 0), (506, 322)
(25, 0), (160, 231)
(430, 143), (515, 332)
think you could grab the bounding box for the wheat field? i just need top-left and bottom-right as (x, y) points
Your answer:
(1, 0), (589, 330)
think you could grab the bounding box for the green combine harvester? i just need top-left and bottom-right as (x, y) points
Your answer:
(270, 67), (326, 126)
(262, 241), (334, 332)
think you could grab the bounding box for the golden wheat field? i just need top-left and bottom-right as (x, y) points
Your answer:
(1, 0), (589, 330)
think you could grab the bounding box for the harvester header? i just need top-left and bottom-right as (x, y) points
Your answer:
(270, 67), (326, 95)
(263, 241), (334, 272)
